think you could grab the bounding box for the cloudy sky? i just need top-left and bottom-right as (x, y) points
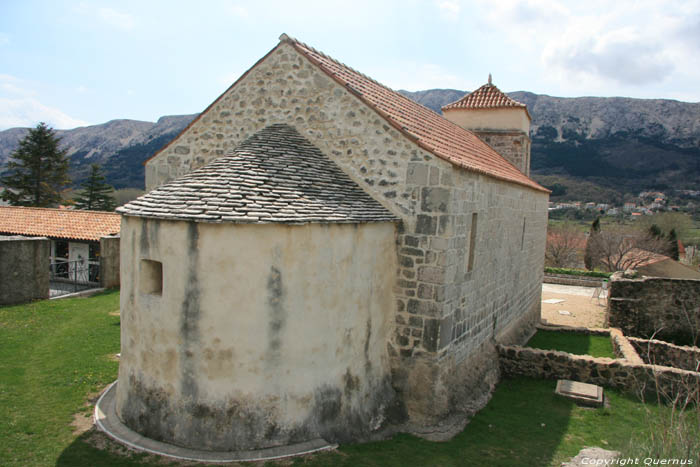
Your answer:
(1, 0), (699, 130)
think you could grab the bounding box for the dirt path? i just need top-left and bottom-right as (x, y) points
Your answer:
(540, 283), (607, 328)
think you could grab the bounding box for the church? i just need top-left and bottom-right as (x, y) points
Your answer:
(114, 34), (549, 452)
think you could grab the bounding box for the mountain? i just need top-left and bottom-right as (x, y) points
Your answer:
(400, 89), (700, 202)
(0, 115), (197, 189)
(2, 90), (699, 200)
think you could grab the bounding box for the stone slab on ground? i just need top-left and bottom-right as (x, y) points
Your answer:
(562, 447), (620, 467)
(95, 381), (337, 463)
(555, 380), (604, 407)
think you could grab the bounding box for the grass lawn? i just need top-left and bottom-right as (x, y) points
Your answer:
(0, 292), (688, 466)
(527, 330), (616, 359)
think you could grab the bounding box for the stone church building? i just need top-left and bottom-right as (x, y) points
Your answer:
(115, 34), (549, 452)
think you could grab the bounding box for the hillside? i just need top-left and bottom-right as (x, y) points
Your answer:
(1, 90), (699, 199)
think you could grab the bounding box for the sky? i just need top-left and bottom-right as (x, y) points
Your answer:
(1, 0), (699, 130)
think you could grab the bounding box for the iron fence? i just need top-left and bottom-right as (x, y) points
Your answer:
(49, 259), (98, 297)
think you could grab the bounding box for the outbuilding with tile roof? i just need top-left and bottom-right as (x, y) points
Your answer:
(122, 34), (550, 453)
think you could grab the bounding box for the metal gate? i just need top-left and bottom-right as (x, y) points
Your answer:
(49, 259), (96, 297)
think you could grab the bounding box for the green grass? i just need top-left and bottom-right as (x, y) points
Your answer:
(526, 330), (616, 358)
(0, 292), (691, 466)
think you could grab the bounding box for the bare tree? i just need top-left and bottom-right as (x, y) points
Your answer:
(586, 224), (671, 272)
(545, 224), (585, 268)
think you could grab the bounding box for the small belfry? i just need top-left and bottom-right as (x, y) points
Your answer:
(441, 75), (532, 175)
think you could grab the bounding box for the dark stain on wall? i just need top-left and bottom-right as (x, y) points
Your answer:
(265, 265), (286, 364)
(180, 222), (201, 401)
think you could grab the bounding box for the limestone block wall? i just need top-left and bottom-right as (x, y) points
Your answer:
(117, 217), (398, 451)
(474, 130), (531, 176)
(0, 235), (49, 305)
(607, 274), (700, 344)
(99, 235), (120, 289)
(145, 41), (549, 426)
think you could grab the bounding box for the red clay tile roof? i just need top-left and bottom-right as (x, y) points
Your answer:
(0, 206), (121, 242)
(442, 81), (530, 117)
(284, 37), (545, 192)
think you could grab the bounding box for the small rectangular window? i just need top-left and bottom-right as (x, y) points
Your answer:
(140, 259), (163, 295)
(467, 213), (477, 272)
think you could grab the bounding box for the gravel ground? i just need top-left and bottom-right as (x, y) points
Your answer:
(541, 283), (607, 328)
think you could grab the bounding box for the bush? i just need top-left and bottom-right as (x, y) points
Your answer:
(544, 267), (612, 278)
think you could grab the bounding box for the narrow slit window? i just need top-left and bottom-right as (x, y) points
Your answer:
(140, 259), (163, 295)
(521, 218), (526, 250)
(467, 213), (478, 272)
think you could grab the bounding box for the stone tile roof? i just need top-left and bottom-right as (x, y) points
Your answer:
(0, 206), (121, 241)
(442, 81), (530, 116)
(118, 124), (399, 224)
(283, 36), (545, 192)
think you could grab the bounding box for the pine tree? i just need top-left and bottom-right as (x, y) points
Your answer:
(74, 164), (116, 211)
(0, 122), (70, 207)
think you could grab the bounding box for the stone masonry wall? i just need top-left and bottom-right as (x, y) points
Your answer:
(145, 41), (549, 426)
(607, 274), (700, 344)
(0, 235), (49, 305)
(99, 235), (120, 289)
(498, 343), (700, 402)
(628, 337), (700, 372)
(474, 130), (531, 176)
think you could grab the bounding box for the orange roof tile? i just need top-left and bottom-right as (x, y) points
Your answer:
(0, 206), (121, 242)
(285, 37), (545, 192)
(442, 80), (530, 118)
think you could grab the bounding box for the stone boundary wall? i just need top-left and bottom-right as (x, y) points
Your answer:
(628, 337), (700, 372)
(607, 274), (700, 344)
(543, 273), (604, 288)
(0, 235), (49, 305)
(99, 235), (120, 289)
(498, 326), (700, 401)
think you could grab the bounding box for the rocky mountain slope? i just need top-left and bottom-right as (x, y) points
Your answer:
(1, 90), (699, 198)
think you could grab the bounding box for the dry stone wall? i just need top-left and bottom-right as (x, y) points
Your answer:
(607, 274), (700, 344)
(145, 41), (549, 425)
(628, 337), (700, 372)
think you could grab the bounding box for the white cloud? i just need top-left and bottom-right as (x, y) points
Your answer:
(0, 32), (9, 46)
(227, 4), (249, 19)
(469, 0), (700, 94)
(0, 74), (32, 96)
(0, 98), (89, 130)
(98, 7), (135, 30)
(436, 1), (461, 20)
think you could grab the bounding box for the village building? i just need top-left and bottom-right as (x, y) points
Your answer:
(0, 206), (121, 290)
(115, 34), (549, 452)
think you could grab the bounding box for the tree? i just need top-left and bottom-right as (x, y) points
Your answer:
(74, 164), (116, 211)
(668, 229), (680, 261)
(585, 224), (671, 272)
(0, 122), (70, 207)
(583, 217), (601, 270)
(545, 224), (585, 268)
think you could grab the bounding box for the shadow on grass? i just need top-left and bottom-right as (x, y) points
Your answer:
(527, 330), (615, 358)
(55, 379), (574, 467)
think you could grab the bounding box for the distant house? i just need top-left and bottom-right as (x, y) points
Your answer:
(0, 206), (121, 287)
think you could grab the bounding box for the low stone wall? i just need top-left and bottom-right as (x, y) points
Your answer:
(628, 337), (700, 373)
(543, 273), (604, 288)
(0, 235), (49, 305)
(498, 326), (700, 401)
(607, 273), (700, 344)
(99, 235), (120, 289)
